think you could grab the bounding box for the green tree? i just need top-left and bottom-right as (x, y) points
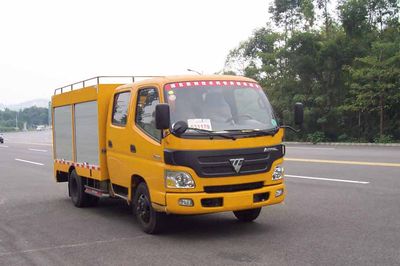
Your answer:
(0, 106), (49, 131)
(317, 0), (332, 35)
(225, 0), (400, 142)
(345, 34), (400, 138)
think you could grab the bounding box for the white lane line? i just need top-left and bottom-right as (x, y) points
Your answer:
(285, 158), (400, 167)
(15, 158), (44, 166)
(286, 174), (370, 184)
(7, 142), (52, 146)
(0, 145), (9, 148)
(28, 148), (47, 152)
(0, 235), (150, 257)
(287, 147), (335, 150)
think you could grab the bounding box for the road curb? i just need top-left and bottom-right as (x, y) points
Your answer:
(283, 141), (400, 147)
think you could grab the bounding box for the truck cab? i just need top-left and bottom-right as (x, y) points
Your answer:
(52, 75), (303, 234)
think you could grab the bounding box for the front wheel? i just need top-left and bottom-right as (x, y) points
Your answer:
(133, 182), (165, 234)
(233, 208), (262, 222)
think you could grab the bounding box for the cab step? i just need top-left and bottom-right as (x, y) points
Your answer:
(84, 186), (110, 198)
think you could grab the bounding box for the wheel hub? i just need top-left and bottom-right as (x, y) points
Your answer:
(137, 194), (150, 223)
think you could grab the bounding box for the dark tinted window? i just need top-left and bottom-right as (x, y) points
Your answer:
(112, 91), (131, 126)
(135, 88), (161, 141)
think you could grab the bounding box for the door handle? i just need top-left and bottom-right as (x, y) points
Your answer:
(130, 144), (136, 153)
(108, 140), (113, 148)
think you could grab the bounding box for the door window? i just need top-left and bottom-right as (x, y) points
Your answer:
(112, 91), (131, 126)
(135, 88), (161, 141)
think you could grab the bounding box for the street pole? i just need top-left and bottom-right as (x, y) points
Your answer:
(187, 69), (202, 75)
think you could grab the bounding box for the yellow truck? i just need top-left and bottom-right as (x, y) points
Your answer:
(52, 75), (303, 233)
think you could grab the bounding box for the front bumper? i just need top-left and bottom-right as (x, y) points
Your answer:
(165, 183), (285, 215)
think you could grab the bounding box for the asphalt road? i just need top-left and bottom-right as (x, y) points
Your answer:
(0, 131), (399, 266)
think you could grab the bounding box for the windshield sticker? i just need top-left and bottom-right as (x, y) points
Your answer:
(168, 90), (175, 95)
(271, 119), (277, 127)
(187, 119), (212, 131)
(165, 81), (261, 90)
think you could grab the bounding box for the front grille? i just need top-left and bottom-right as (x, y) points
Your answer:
(204, 182), (264, 193)
(164, 144), (284, 178)
(199, 153), (269, 176)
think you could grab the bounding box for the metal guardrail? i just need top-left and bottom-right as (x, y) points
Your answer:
(54, 76), (163, 95)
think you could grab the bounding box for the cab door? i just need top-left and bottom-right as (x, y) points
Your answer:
(107, 86), (165, 204)
(106, 90), (133, 188)
(130, 86), (165, 205)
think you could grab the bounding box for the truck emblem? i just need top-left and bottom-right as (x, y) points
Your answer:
(229, 158), (244, 173)
(264, 147), (278, 152)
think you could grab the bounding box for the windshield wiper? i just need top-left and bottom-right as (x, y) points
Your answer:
(186, 127), (236, 140)
(225, 128), (279, 137)
(169, 121), (236, 140)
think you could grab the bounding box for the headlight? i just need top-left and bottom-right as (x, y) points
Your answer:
(275, 188), (284, 197)
(165, 170), (195, 188)
(272, 165), (284, 180)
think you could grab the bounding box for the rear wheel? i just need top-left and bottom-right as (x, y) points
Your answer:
(68, 169), (98, 207)
(233, 208), (261, 222)
(133, 182), (165, 234)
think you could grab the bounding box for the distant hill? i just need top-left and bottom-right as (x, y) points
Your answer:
(1, 99), (50, 111)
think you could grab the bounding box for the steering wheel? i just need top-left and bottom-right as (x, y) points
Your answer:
(238, 114), (254, 119)
(226, 114), (254, 122)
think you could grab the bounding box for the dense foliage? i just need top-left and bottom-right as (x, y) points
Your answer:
(225, 0), (400, 143)
(0, 107), (49, 132)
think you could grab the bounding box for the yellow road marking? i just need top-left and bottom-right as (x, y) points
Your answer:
(285, 158), (400, 167)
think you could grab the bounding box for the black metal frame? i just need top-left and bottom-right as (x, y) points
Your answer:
(54, 75), (163, 95)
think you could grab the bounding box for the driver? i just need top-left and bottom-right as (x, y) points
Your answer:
(202, 92), (232, 124)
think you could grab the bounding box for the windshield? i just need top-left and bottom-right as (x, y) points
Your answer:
(164, 80), (278, 133)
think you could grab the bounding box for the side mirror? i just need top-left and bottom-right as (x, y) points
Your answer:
(155, 104), (170, 130)
(294, 102), (304, 125)
(171, 121), (188, 136)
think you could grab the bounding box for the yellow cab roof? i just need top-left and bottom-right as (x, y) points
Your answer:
(114, 75), (258, 93)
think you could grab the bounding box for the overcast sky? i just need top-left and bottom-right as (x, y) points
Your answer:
(0, 0), (272, 104)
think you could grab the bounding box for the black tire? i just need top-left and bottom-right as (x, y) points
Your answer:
(233, 208), (262, 222)
(133, 182), (165, 234)
(68, 169), (99, 208)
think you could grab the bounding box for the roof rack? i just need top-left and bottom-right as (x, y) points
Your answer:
(54, 75), (163, 95)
